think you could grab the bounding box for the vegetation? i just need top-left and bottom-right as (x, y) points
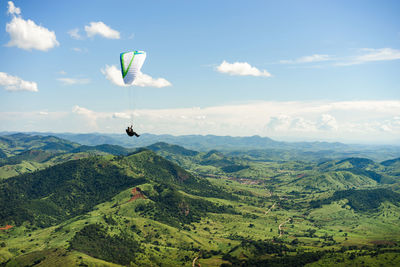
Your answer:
(0, 157), (144, 227)
(0, 133), (400, 266)
(310, 188), (400, 211)
(69, 224), (141, 265)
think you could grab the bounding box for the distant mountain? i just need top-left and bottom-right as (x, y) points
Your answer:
(0, 133), (80, 156)
(3, 131), (398, 161)
(0, 134), (133, 179)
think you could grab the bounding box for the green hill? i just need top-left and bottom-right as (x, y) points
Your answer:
(318, 157), (380, 170)
(0, 134), (80, 156)
(0, 135), (133, 180)
(1, 135), (400, 266)
(0, 149), (6, 159)
(0, 150), (233, 228)
(0, 157), (142, 227)
(311, 188), (400, 211)
(336, 157), (376, 169)
(0, 150), (56, 167)
(147, 142), (199, 156)
(381, 157), (400, 167)
(72, 144), (131, 155)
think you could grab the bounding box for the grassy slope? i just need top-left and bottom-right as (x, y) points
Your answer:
(0, 143), (399, 266)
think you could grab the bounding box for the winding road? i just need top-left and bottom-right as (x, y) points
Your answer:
(265, 203), (276, 215)
(278, 218), (291, 237)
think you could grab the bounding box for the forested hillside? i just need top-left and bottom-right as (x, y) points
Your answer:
(0, 134), (399, 266)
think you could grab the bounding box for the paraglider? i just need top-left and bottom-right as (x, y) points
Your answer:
(120, 50), (146, 137)
(126, 125), (139, 137)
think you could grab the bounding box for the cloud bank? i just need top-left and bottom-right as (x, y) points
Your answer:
(2, 100), (399, 144)
(216, 61), (272, 77)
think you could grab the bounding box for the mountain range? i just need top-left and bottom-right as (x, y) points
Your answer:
(0, 133), (399, 266)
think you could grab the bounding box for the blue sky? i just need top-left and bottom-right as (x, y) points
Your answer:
(0, 0), (399, 143)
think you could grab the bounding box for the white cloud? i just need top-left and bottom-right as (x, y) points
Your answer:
(266, 115), (292, 131)
(101, 65), (125, 87)
(337, 48), (400, 66)
(72, 105), (92, 115)
(57, 77), (90, 85)
(68, 28), (82, 40)
(72, 105), (98, 127)
(290, 117), (316, 131)
(113, 112), (130, 119)
(318, 114), (338, 130)
(84, 21), (120, 39)
(58, 70), (67, 75)
(7, 1), (20, 15)
(216, 61), (272, 77)
(0, 72), (38, 92)
(5, 3), (59, 51)
(281, 48), (400, 67)
(280, 54), (332, 64)
(101, 65), (172, 88)
(134, 73), (172, 88)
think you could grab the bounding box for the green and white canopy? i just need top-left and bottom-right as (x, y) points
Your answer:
(120, 50), (146, 85)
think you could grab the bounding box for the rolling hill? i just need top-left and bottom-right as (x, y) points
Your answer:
(0, 134), (400, 266)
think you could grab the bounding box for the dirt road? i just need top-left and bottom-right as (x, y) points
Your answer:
(265, 203), (276, 215)
(278, 218), (291, 237)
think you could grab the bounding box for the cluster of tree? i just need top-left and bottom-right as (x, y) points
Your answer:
(221, 164), (249, 173)
(222, 250), (325, 267)
(239, 239), (292, 256)
(309, 188), (400, 211)
(69, 224), (141, 265)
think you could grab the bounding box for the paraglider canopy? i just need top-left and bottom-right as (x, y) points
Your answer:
(120, 50), (146, 85)
(120, 50), (146, 138)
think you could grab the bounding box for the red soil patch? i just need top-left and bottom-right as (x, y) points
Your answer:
(0, 225), (14, 230)
(129, 187), (146, 202)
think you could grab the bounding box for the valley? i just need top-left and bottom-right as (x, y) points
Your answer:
(0, 134), (399, 266)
